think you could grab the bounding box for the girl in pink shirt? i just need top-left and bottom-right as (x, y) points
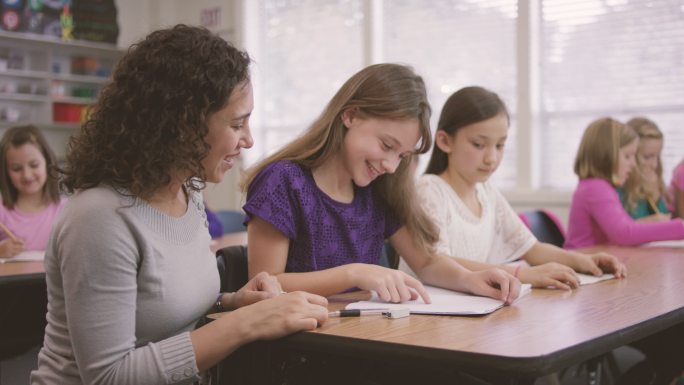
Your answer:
(565, 118), (684, 249)
(0, 125), (66, 257)
(669, 159), (684, 218)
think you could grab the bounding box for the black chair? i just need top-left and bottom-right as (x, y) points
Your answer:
(518, 209), (566, 247)
(216, 245), (248, 293)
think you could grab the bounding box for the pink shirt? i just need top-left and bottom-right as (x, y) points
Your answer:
(565, 178), (684, 249)
(668, 160), (684, 211)
(0, 198), (67, 251)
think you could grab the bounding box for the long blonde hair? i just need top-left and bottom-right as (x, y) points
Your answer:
(622, 117), (668, 210)
(574, 117), (638, 186)
(243, 63), (438, 253)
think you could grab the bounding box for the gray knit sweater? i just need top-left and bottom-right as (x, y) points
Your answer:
(31, 185), (219, 385)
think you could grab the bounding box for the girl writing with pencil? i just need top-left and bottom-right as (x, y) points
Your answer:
(618, 117), (671, 222)
(243, 64), (521, 304)
(407, 86), (624, 290)
(31, 25), (327, 385)
(565, 117), (684, 249)
(0, 125), (66, 258)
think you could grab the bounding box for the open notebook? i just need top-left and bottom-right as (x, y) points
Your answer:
(346, 284), (532, 316)
(0, 250), (45, 264)
(642, 239), (684, 248)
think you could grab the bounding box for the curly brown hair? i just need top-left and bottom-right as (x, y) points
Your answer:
(60, 24), (251, 199)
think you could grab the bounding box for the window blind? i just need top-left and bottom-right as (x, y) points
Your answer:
(383, 0), (519, 189)
(540, 0), (684, 190)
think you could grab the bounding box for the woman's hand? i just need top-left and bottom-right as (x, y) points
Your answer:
(232, 291), (329, 341)
(462, 268), (521, 304)
(222, 271), (283, 310)
(0, 238), (24, 258)
(518, 263), (579, 290)
(347, 263), (431, 304)
(573, 252), (627, 278)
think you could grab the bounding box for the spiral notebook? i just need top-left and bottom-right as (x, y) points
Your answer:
(346, 284), (532, 316)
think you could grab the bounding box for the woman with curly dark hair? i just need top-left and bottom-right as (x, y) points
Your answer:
(31, 24), (327, 385)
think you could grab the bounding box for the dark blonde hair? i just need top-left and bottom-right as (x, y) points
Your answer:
(60, 25), (251, 199)
(425, 86), (509, 175)
(0, 125), (60, 209)
(622, 117), (668, 209)
(574, 117), (638, 186)
(243, 63), (438, 253)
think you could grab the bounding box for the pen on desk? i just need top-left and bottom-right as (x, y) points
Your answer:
(328, 309), (387, 317)
(329, 308), (410, 319)
(0, 223), (18, 242)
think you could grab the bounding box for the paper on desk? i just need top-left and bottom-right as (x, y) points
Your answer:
(577, 273), (614, 285)
(641, 239), (684, 248)
(0, 250), (45, 263)
(346, 283), (532, 316)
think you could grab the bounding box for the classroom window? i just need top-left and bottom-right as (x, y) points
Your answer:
(252, 0), (364, 158)
(382, 0), (518, 189)
(245, 0), (684, 193)
(539, 0), (684, 190)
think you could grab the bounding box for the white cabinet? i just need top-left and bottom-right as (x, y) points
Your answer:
(0, 31), (122, 157)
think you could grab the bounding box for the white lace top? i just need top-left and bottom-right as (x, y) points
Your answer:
(410, 174), (536, 266)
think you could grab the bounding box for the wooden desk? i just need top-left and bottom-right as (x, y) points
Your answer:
(0, 261), (45, 286)
(220, 246), (684, 383)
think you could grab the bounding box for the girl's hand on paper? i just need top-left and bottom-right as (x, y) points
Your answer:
(579, 252), (627, 278)
(0, 238), (24, 258)
(231, 291), (329, 342)
(519, 263), (579, 290)
(348, 263), (431, 304)
(465, 268), (521, 305)
(224, 272), (283, 310)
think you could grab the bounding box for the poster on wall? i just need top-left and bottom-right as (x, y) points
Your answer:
(0, 0), (118, 44)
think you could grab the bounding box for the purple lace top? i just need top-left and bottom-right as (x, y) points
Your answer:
(243, 160), (401, 273)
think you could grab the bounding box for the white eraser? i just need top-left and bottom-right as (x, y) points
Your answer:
(384, 307), (410, 319)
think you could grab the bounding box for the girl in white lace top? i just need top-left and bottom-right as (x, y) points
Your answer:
(405, 86), (626, 289)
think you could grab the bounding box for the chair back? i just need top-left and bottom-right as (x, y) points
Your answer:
(519, 209), (566, 247)
(216, 245), (248, 293)
(216, 210), (246, 234)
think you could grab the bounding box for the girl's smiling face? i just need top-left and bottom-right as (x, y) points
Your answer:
(340, 109), (420, 187)
(6, 142), (48, 198)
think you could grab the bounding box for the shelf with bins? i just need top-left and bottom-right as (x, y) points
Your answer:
(0, 30), (122, 130)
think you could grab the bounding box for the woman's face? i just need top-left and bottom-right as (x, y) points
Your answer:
(340, 110), (420, 187)
(616, 139), (639, 186)
(6, 142), (47, 198)
(202, 81), (254, 183)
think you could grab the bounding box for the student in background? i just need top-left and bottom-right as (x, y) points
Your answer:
(0, 124), (66, 258)
(565, 118), (684, 249)
(205, 205), (224, 238)
(243, 64), (520, 305)
(409, 86), (625, 290)
(618, 117), (671, 221)
(31, 25), (327, 385)
(669, 158), (684, 218)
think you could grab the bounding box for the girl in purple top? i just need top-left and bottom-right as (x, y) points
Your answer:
(243, 63), (521, 304)
(0, 125), (66, 258)
(565, 118), (684, 249)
